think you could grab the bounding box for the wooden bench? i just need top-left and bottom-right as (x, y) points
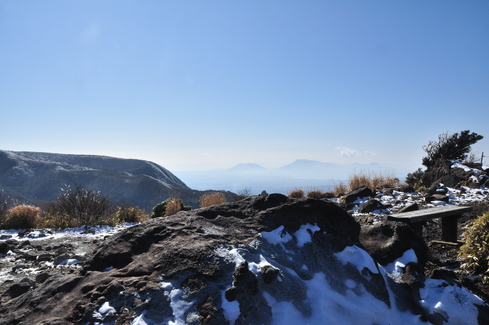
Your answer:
(387, 205), (473, 243)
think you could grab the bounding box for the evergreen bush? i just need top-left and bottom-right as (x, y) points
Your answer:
(422, 130), (483, 168)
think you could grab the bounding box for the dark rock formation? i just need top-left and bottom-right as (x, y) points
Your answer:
(425, 194), (450, 203)
(0, 194), (487, 324)
(358, 198), (388, 213)
(398, 202), (419, 213)
(359, 222), (429, 267)
(344, 185), (374, 204)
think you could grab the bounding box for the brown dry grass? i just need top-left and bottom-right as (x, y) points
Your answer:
(288, 189), (305, 199)
(332, 182), (348, 197)
(42, 213), (78, 229)
(3, 205), (42, 229)
(306, 189), (334, 199)
(165, 199), (184, 216)
(200, 193), (227, 208)
(331, 170), (400, 197)
(347, 170), (400, 191)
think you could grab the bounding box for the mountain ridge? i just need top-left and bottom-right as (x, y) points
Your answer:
(0, 150), (192, 210)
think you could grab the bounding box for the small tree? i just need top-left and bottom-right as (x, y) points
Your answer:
(48, 184), (112, 226)
(405, 168), (425, 189)
(422, 130), (483, 168)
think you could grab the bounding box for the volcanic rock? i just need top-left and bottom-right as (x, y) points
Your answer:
(344, 185), (374, 204)
(358, 198), (388, 213)
(0, 194), (487, 324)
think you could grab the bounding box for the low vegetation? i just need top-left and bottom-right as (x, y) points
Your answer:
(287, 188), (334, 199)
(331, 182), (348, 197)
(2, 205), (42, 229)
(347, 170), (400, 191)
(287, 170), (400, 200)
(459, 212), (489, 283)
(288, 189), (305, 199)
(151, 198), (191, 218)
(0, 185), (151, 230)
(200, 192), (226, 208)
(46, 184), (112, 227)
(405, 168), (425, 191)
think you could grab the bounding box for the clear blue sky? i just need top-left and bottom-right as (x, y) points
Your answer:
(2, 1), (488, 172)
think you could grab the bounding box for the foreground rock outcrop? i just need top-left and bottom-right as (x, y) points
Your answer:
(0, 194), (487, 324)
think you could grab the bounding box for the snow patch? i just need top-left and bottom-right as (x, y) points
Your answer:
(334, 245), (379, 275)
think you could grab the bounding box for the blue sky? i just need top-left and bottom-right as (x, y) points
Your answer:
(1, 1), (488, 173)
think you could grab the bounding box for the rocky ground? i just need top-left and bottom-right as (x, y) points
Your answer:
(0, 225), (129, 303)
(0, 183), (488, 323)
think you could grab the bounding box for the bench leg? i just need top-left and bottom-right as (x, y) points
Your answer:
(441, 215), (458, 243)
(409, 222), (423, 237)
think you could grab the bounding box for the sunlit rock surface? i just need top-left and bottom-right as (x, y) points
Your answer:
(0, 194), (487, 324)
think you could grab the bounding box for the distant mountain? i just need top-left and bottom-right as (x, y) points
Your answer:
(0, 150), (194, 211)
(227, 163), (267, 172)
(176, 159), (411, 195)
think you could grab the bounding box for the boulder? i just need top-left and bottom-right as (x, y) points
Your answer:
(359, 222), (429, 267)
(425, 194), (449, 203)
(398, 202), (419, 213)
(0, 241), (8, 255)
(344, 185), (374, 204)
(358, 198), (388, 214)
(6, 282), (31, 299)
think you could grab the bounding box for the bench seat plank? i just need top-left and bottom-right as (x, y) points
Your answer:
(387, 205), (472, 223)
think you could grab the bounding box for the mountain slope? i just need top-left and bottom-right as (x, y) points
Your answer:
(0, 150), (190, 210)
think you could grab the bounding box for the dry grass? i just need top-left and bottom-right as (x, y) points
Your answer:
(347, 170), (400, 191)
(114, 206), (150, 223)
(42, 213), (78, 229)
(332, 182), (348, 197)
(200, 193), (226, 208)
(165, 199), (184, 216)
(306, 189), (334, 199)
(3, 205), (42, 229)
(288, 189), (305, 199)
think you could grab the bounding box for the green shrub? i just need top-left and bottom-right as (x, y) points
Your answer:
(3, 205), (42, 229)
(405, 168), (425, 189)
(459, 212), (489, 282)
